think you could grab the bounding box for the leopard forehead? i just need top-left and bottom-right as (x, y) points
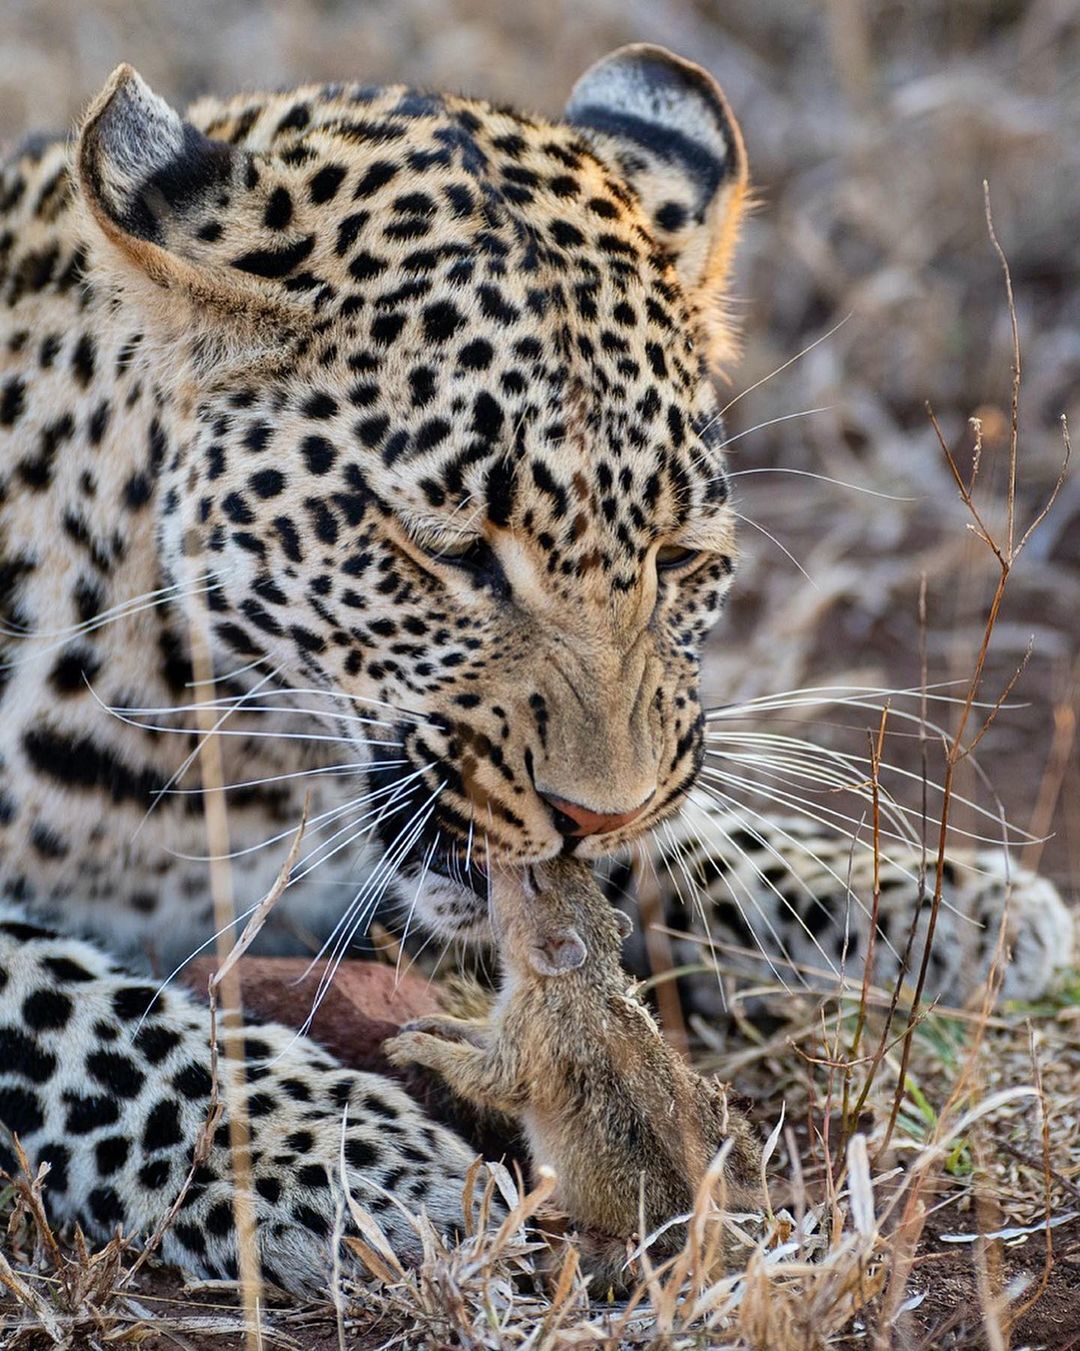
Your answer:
(123, 81), (735, 577)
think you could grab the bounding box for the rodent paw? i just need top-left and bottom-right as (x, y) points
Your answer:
(400, 1015), (489, 1047)
(382, 1029), (435, 1066)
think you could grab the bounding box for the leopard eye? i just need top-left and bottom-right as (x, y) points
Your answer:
(656, 544), (703, 572)
(417, 535), (496, 574)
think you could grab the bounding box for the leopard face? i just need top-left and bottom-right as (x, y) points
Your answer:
(75, 48), (748, 937)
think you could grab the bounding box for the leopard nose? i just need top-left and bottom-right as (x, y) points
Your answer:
(540, 792), (654, 838)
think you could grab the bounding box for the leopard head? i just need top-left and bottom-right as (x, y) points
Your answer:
(76, 46), (748, 938)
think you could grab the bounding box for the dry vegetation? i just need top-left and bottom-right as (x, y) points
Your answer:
(1, 1), (1078, 1346)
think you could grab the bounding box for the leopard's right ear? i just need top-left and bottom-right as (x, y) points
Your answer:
(566, 45), (749, 371)
(77, 65), (297, 323)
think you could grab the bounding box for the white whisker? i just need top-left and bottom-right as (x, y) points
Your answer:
(140, 893), (268, 1031)
(393, 834), (441, 991)
(297, 790), (443, 1033)
(0, 570), (228, 643)
(707, 678), (989, 718)
(715, 405), (833, 454)
(728, 509), (818, 586)
(726, 467), (920, 502)
(658, 820), (726, 993)
(108, 697), (400, 732)
(288, 765), (436, 882)
(130, 666), (283, 841)
(705, 730), (1032, 843)
(718, 314), (852, 419)
(668, 812), (801, 989)
(689, 784), (900, 971)
(673, 807), (846, 977)
(162, 760), (401, 795)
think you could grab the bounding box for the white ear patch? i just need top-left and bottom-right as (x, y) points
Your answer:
(566, 44), (743, 218)
(80, 66), (187, 229)
(566, 43), (749, 369)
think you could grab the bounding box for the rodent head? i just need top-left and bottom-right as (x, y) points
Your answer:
(491, 858), (633, 981)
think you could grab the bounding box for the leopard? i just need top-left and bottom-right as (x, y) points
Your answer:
(0, 44), (1073, 1295)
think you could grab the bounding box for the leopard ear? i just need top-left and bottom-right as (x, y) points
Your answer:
(77, 65), (294, 323)
(566, 44), (749, 369)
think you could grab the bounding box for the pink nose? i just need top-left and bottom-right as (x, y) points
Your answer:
(541, 792), (653, 838)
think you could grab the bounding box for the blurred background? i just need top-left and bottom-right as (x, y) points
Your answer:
(2, 0), (1077, 894)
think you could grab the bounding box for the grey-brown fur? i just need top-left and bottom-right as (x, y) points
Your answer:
(386, 858), (762, 1287)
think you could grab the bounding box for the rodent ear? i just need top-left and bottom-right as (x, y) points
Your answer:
(77, 65), (301, 326)
(566, 44), (749, 371)
(530, 928), (588, 977)
(613, 909), (634, 940)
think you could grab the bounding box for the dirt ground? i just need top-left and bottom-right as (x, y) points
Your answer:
(1, 1), (1078, 1346)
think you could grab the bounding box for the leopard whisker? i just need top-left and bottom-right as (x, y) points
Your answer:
(463, 818), (476, 877)
(298, 792), (442, 1034)
(673, 800), (852, 977)
(717, 313), (852, 419)
(162, 759), (401, 795)
(289, 768), (441, 953)
(713, 405), (833, 454)
(166, 766), (431, 865)
(244, 683), (430, 724)
(288, 764), (437, 884)
(104, 697), (400, 733)
(706, 730), (1035, 844)
(727, 509), (818, 587)
(130, 665), (283, 841)
(424, 927), (461, 986)
(700, 763), (920, 853)
(392, 833), (441, 992)
(696, 768), (1000, 924)
(688, 782), (904, 971)
(707, 677), (1005, 716)
(95, 708), (374, 748)
(702, 742), (919, 843)
(726, 466), (920, 502)
(142, 892), (271, 1031)
(657, 820), (728, 1003)
(0, 569), (230, 646)
(162, 796), (368, 865)
(663, 813), (804, 989)
(186, 654), (270, 685)
(709, 688), (1031, 849)
(148, 682), (431, 727)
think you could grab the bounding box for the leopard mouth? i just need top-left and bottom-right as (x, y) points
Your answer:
(364, 715), (704, 895)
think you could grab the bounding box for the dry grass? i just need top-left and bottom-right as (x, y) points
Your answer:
(1, 1), (1077, 1346)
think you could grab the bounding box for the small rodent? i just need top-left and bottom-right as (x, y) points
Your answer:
(385, 857), (761, 1285)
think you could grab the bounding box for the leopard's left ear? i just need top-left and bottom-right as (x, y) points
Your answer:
(566, 44), (749, 370)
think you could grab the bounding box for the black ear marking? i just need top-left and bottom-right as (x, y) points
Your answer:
(566, 44), (744, 219)
(566, 44), (749, 368)
(79, 65), (239, 248)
